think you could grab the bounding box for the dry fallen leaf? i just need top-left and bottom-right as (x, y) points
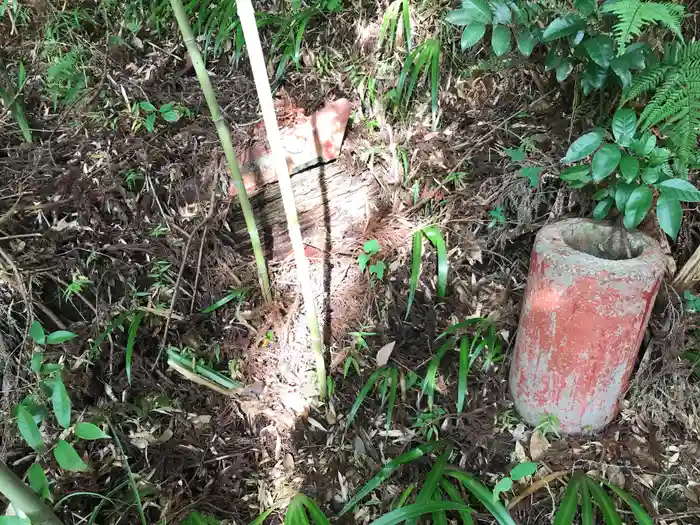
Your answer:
(283, 453), (295, 471)
(530, 429), (550, 460)
(376, 341), (396, 367)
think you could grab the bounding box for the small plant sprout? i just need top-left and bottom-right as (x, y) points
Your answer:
(406, 225), (449, 318)
(506, 145), (542, 188)
(62, 275), (91, 303)
(149, 223), (169, 237)
(412, 407), (446, 441)
(135, 100), (188, 132)
(358, 240), (386, 282)
(489, 206), (506, 228)
(492, 462), (537, 502)
(684, 290), (700, 313)
(536, 412), (561, 439)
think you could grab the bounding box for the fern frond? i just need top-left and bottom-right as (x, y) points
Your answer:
(683, 42), (700, 61)
(622, 63), (671, 103)
(602, 0), (685, 54)
(662, 105), (700, 174)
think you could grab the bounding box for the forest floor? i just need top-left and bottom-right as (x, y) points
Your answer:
(1, 1), (700, 524)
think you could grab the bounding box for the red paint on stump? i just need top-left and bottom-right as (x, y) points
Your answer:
(509, 219), (665, 434)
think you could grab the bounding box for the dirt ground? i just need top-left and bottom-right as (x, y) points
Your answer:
(2, 1), (700, 524)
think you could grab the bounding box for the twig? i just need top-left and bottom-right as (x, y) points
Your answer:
(190, 225), (208, 314)
(0, 233), (43, 241)
(32, 301), (67, 331)
(167, 358), (235, 397)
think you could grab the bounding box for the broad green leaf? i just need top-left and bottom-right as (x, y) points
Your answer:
(615, 182), (636, 212)
(563, 130), (604, 164)
(46, 331), (78, 345)
(358, 253), (370, 271)
(583, 62), (608, 91)
(648, 147), (670, 167)
(657, 193), (682, 240)
(29, 321), (45, 345)
(161, 110), (180, 122)
(126, 311), (144, 385)
(510, 461), (537, 481)
(52, 375), (71, 428)
(555, 60), (572, 82)
(505, 147), (526, 162)
(74, 422), (110, 440)
(368, 502), (474, 525)
(585, 479), (622, 525)
(139, 101), (156, 112)
(610, 57), (632, 89)
(632, 133), (656, 156)
(553, 473), (582, 525)
(657, 179), (700, 202)
(364, 239), (381, 255)
(422, 226), (448, 298)
(544, 47), (562, 71)
(574, 0), (596, 16)
(619, 154), (639, 183)
(516, 29), (537, 56)
(492, 477), (513, 501)
(30, 352), (43, 374)
(446, 469), (518, 525)
(572, 30), (585, 45)
(369, 261), (386, 280)
(593, 187), (611, 200)
(145, 113), (156, 133)
(445, 9), (474, 26)
(459, 0), (492, 24)
(623, 186), (653, 229)
(0, 518), (31, 525)
(542, 15), (585, 42)
(592, 144), (621, 182)
(583, 36), (614, 68)
(461, 23), (486, 50)
(601, 481), (654, 525)
(612, 108), (636, 146)
(53, 440), (88, 472)
(642, 166), (660, 184)
(406, 231), (422, 319)
(593, 198), (613, 220)
(489, 0), (511, 25)
(519, 166), (541, 187)
(16, 404), (46, 452)
(560, 165), (591, 182)
(339, 441), (446, 515)
(27, 463), (51, 500)
(491, 25), (511, 57)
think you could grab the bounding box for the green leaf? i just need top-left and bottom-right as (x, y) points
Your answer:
(439, 479), (475, 525)
(593, 198), (614, 220)
(0, 518), (31, 525)
(574, 0), (596, 16)
(296, 494), (331, 525)
(16, 404), (46, 452)
(623, 186), (653, 229)
(544, 47), (562, 72)
(489, 0), (511, 25)
(542, 15), (585, 42)
(161, 110), (180, 122)
(585, 478), (622, 525)
(385, 367), (397, 435)
(516, 29), (537, 56)
(461, 23), (486, 50)
(612, 108), (636, 146)
(422, 226), (448, 298)
(358, 253), (370, 271)
(53, 440), (88, 472)
(46, 331), (78, 345)
(145, 113), (156, 132)
(458, 0), (492, 24)
(610, 57), (632, 89)
(339, 441), (447, 515)
(364, 239), (381, 255)
(406, 231), (422, 319)
(619, 154), (639, 182)
(52, 375), (71, 428)
(421, 339), (452, 409)
(407, 446), (453, 525)
(27, 462), (51, 500)
(446, 469), (518, 525)
(345, 368), (385, 428)
(369, 261), (386, 280)
(614, 182), (636, 212)
(519, 166), (541, 187)
(583, 36), (614, 68)
(457, 336), (469, 413)
(601, 481), (654, 525)
(29, 321), (45, 345)
(30, 352), (43, 374)
(445, 8), (475, 26)
(592, 144), (621, 182)
(560, 165), (591, 182)
(74, 422), (110, 440)
(648, 148), (670, 167)
(642, 166), (660, 184)
(555, 60), (572, 82)
(657, 179), (700, 202)
(580, 478), (593, 525)
(492, 477), (513, 501)
(368, 502), (474, 525)
(657, 193), (682, 240)
(583, 62), (608, 92)
(139, 101), (156, 112)
(635, 133), (656, 156)
(510, 462), (537, 481)
(126, 312), (144, 386)
(505, 147), (526, 162)
(200, 289), (248, 314)
(553, 473), (582, 525)
(563, 130), (604, 164)
(491, 25), (511, 57)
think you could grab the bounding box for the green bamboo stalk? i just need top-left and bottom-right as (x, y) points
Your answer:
(168, 0), (272, 304)
(0, 460), (63, 525)
(236, 0), (327, 399)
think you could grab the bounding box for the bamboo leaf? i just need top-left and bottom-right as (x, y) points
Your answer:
(422, 226), (448, 297)
(446, 469), (517, 525)
(413, 446), (453, 508)
(368, 502), (473, 525)
(53, 440), (88, 472)
(553, 473), (581, 525)
(580, 478), (593, 525)
(297, 494), (330, 525)
(126, 312), (144, 386)
(402, 0), (412, 51)
(345, 367), (386, 428)
(339, 441), (447, 515)
(601, 480), (653, 525)
(457, 336), (470, 413)
(439, 479), (475, 525)
(406, 231), (423, 319)
(421, 339), (453, 410)
(586, 478), (622, 525)
(74, 422), (110, 440)
(15, 404), (46, 452)
(386, 367), (397, 435)
(51, 375), (71, 429)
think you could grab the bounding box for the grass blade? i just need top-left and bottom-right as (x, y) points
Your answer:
(430, 42), (439, 127)
(457, 336), (470, 413)
(422, 226), (447, 297)
(402, 0), (412, 51)
(109, 421), (147, 525)
(553, 473), (581, 525)
(404, 45), (429, 107)
(90, 311), (130, 357)
(396, 49), (417, 101)
(438, 317), (487, 339)
(445, 469), (518, 525)
(407, 446), (453, 525)
(386, 367), (398, 435)
(439, 479), (475, 525)
(340, 441), (447, 515)
(369, 502), (472, 525)
(580, 477), (593, 525)
(249, 508), (275, 525)
(586, 478), (622, 525)
(601, 480), (653, 525)
(200, 288), (248, 313)
(125, 311), (144, 386)
(297, 494), (330, 525)
(394, 484), (416, 509)
(285, 495), (308, 525)
(406, 231), (423, 320)
(421, 339), (453, 409)
(166, 347), (244, 389)
(345, 367), (386, 428)
(432, 492), (448, 525)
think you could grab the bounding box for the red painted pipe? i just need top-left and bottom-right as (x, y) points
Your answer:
(509, 219), (665, 434)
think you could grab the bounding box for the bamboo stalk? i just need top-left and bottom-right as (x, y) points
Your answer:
(0, 460), (63, 525)
(236, 0), (327, 399)
(168, 0), (272, 304)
